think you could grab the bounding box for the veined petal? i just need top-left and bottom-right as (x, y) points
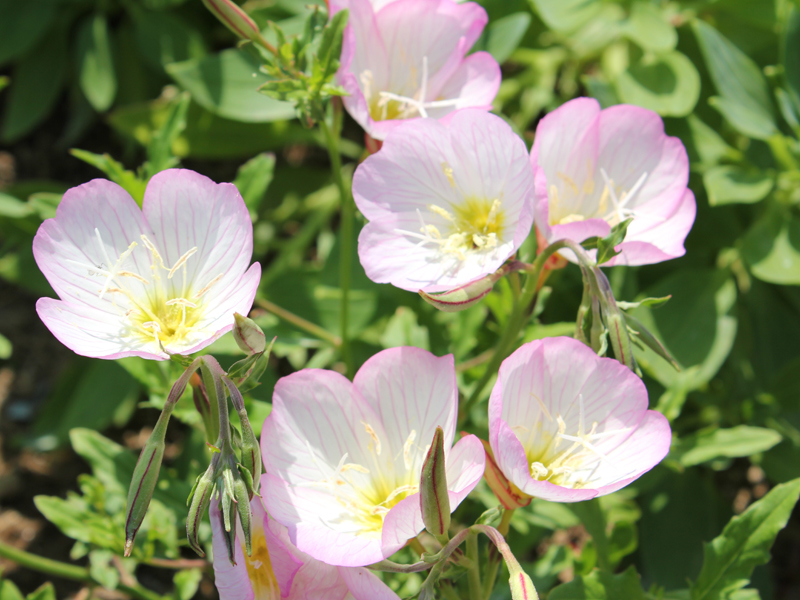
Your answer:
(444, 434), (485, 507)
(338, 567), (401, 600)
(425, 52), (501, 120)
(353, 347), (458, 475)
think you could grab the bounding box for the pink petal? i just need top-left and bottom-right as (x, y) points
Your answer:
(381, 492), (424, 556)
(141, 169), (254, 308)
(444, 434), (485, 507)
(339, 567), (401, 600)
(210, 499), (254, 600)
(353, 347), (458, 475)
(425, 52), (500, 120)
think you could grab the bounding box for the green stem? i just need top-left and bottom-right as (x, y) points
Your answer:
(319, 106), (354, 378)
(482, 509), (513, 599)
(0, 542), (162, 600)
(257, 298), (342, 347)
(466, 532), (482, 600)
(459, 240), (580, 423)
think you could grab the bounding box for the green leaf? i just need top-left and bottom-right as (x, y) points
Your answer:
(69, 149), (147, 205)
(594, 218), (633, 264)
(631, 269), (737, 404)
(146, 91), (190, 176)
(742, 208), (800, 285)
(0, 192), (34, 218)
(380, 307), (430, 350)
(133, 10), (207, 69)
(234, 152), (276, 218)
(527, 0), (601, 33)
(624, 2), (677, 52)
(173, 569), (203, 600)
(704, 166), (773, 206)
(28, 193), (61, 220)
(615, 50), (700, 117)
(29, 360), (139, 449)
(549, 566), (646, 600)
(89, 550), (119, 590)
(670, 426), (782, 467)
(76, 14), (117, 112)
(167, 49), (296, 122)
(0, 76), (8, 93)
(0, 0), (57, 66)
(0, 578), (24, 600)
(1, 26), (67, 143)
(690, 478), (800, 600)
(312, 9), (348, 92)
(0, 333), (11, 360)
(486, 13), (532, 64)
(687, 115), (742, 168)
(693, 20), (776, 139)
(783, 6), (800, 110)
(24, 584), (55, 600)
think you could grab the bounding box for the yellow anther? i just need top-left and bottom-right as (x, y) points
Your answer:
(194, 274), (224, 299)
(441, 162), (456, 188)
(362, 422), (382, 456)
(167, 247), (198, 279)
(557, 172), (579, 194)
(428, 204), (455, 221)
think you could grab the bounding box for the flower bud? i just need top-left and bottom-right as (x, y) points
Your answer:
(201, 0), (269, 48)
(509, 569), (539, 600)
(594, 267), (636, 371)
(224, 377), (261, 498)
(233, 312), (267, 354)
(186, 456), (218, 557)
(214, 450), (254, 563)
(124, 404), (173, 556)
(420, 427), (450, 543)
(479, 438), (531, 510)
(420, 276), (497, 313)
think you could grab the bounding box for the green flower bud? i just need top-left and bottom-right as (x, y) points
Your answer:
(420, 427), (450, 544)
(124, 404), (173, 557)
(420, 277), (496, 313)
(233, 312), (267, 354)
(509, 569), (539, 600)
(224, 377), (261, 498)
(186, 456), (218, 558)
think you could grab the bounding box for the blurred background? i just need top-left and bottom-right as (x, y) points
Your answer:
(1, 0), (800, 598)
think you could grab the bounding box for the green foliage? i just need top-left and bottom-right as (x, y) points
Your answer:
(549, 566), (646, 600)
(76, 15), (117, 112)
(670, 426), (782, 467)
(691, 479), (800, 600)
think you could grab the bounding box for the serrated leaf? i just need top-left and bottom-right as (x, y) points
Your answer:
(549, 566), (646, 600)
(671, 426), (782, 467)
(690, 478), (800, 600)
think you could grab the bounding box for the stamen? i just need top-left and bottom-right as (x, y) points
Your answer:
(532, 392), (553, 422)
(168, 247), (198, 279)
(403, 430), (417, 470)
(362, 422), (382, 456)
(428, 204), (455, 221)
(118, 271), (150, 284)
(441, 162), (456, 188)
(194, 274), (224, 299)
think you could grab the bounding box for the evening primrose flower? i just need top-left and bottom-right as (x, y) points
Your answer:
(331, 0), (500, 140)
(211, 498), (399, 600)
(33, 169), (261, 360)
(354, 109), (535, 292)
(488, 337), (671, 502)
(261, 347), (485, 567)
(530, 97), (696, 265)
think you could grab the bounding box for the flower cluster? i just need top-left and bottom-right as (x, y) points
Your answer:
(29, 0), (696, 597)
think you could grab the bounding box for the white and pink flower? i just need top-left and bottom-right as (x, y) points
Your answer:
(332, 0), (500, 140)
(530, 97), (696, 265)
(211, 497), (399, 600)
(260, 346), (485, 567)
(354, 109), (535, 293)
(488, 337), (671, 503)
(33, 169), (261, 360)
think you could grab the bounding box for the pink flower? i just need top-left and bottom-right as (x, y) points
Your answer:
(261, 347), (485, 567)
(354, 109), (535, 292)
(33, 169), (261, 360)
(211, 497), (399, 600)
(530, 97), (696, 265)
(488, 337), (671, 502)
(332, 0), (500, 140)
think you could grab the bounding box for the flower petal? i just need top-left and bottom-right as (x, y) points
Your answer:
(444, 434), (485, 507)
(353, 346), (458, 478)
(425, 51), (501, 120)
(339, 566), (401, 600)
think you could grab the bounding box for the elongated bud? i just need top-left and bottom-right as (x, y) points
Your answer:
(420, 262), (525, 313)
(186, 456), (218, 557)
(233, 312), (266, 354)
(201, 0), (270, 48)
(509, 569), (539, 600)
(479, 438), (531, 510)
(124, 404), (173, 556)
(574, 266), (593, 345)
(233, 468), (253, 556)
(623, 311), (680, 370)
(594, 267), (636, 371)
(420, 427), (450, 543)
(224, 377), (261, 497)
